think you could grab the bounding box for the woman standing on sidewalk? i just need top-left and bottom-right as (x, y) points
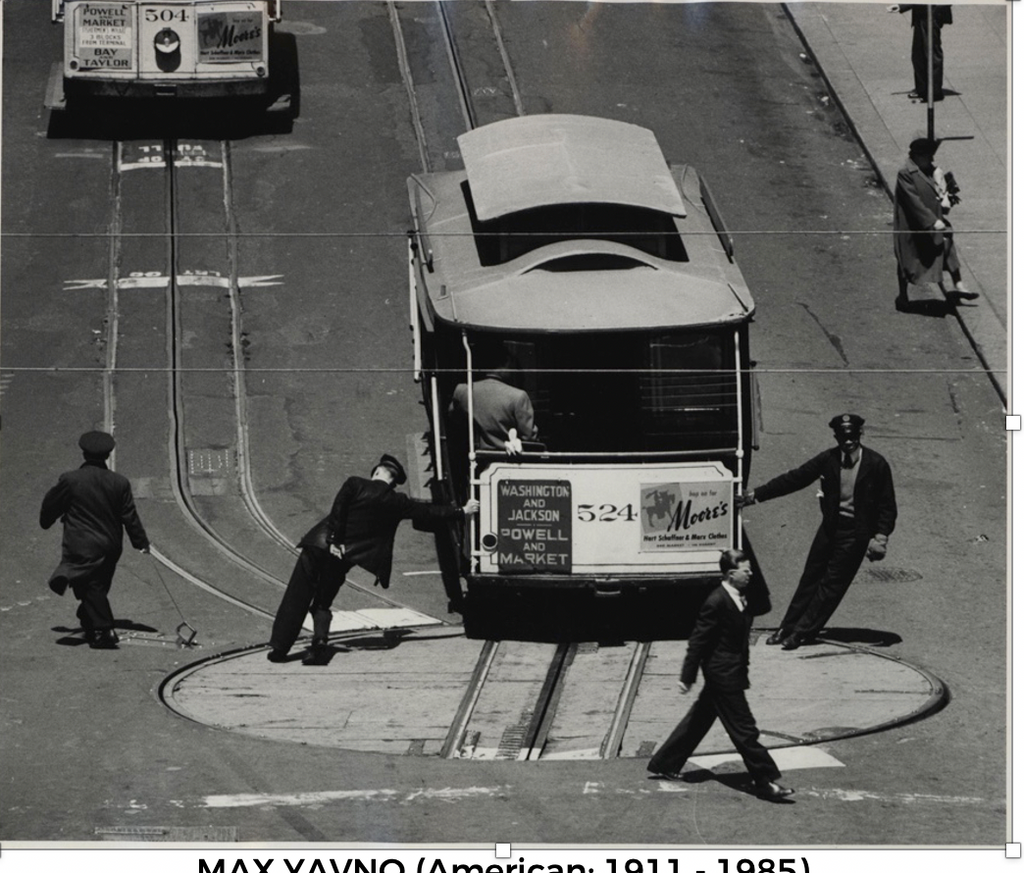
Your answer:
(893, 136), (976, 311)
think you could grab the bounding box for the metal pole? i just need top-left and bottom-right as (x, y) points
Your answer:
(926, 5), (935, 139)
(461, 332), (478, 572)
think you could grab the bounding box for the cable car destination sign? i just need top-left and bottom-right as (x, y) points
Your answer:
(496, 479), (572, 573)
(74, 4), (134, 69)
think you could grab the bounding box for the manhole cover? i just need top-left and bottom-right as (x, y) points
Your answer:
(862, 567), (924, 583)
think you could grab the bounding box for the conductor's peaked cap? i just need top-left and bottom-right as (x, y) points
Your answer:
(374, 453), (407, 485)
(828, 414), (865, 436)
(79, 430), (116, 456)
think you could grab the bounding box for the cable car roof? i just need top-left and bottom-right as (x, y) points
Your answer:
(430, 242), (753, 331)
(458, 115), (688, 222)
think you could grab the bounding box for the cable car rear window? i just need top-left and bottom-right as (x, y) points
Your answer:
(490, 330), (737, 454)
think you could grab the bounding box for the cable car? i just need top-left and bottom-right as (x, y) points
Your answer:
(407, 115), (763, 636)
(46, 0), (291, 112)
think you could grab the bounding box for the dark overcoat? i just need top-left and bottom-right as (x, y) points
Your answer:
(753, 446), (897, 541)
(893, 157), (948, 284)
(39, 460), (150, 587)
(681, 585), (752, 692)
(300, 476), (464, 589)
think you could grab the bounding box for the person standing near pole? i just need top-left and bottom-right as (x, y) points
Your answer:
(647, 549), (794, 801)
(40, 431), (150, 649)
(893, 136), (976, 311)
(890, 5), (953, 102)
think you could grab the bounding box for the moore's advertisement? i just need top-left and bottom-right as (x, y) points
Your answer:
(198, 10), (263, 61)
(640, 480), (731, 551)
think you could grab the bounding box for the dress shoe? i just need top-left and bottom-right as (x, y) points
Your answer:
(755, 780), (795, 800)
(951, 286), (979, 301)
(266, 648), (290, 663)
(648, 770), (685, 781)
(89, 629), (119, 649)
(781, 634), (803, 651)
(766, 630), (788, 645)
(301, 640), (331, 666)
(895, 296), (913, 313)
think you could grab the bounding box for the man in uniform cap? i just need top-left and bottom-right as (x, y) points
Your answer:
(40, 430), (150, 649)
(267, 453), (479, 665)
(893, 135), (976, 312)
(739, 414), (897, 650)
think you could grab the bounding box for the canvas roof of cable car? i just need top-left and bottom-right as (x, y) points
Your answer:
(408, 114), (755, 332)
(458, 115), (688, 221)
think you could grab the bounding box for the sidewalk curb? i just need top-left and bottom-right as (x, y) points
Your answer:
(782, 3), (1007, 405)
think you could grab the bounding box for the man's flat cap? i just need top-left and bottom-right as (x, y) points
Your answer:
(828, 414), (865, 435)
(374, 453), (407, 485)
(909, 137), (940, 155)
(79, 430), (115, 455)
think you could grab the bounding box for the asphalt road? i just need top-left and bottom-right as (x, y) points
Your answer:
(0, 0), (1007, 856)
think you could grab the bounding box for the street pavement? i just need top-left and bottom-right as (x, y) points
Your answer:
(0, 0), (1009, 853)
(785, 2), (1008, 401)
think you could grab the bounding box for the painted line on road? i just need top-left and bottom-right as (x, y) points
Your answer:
(584, 782), (690, 795)
(202, 786), (510, 809)
(65, 273), (284, 291)
(801, 787), (988, 805)
(690, 744), (845, 773)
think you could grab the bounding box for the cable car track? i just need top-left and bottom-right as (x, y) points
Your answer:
(441, 639), (652, 761)
(98, 3), (683, 757)
(392, 2), (661, 763)
(101, 134), (436, 623)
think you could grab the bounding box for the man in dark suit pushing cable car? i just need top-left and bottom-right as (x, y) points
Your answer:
(267, 453), (478, 665)
(740, 413), (898, 651)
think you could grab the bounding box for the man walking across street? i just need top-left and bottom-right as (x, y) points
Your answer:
(267, 453), (479, 665)
(40, 430), (151, 649)
(740, 414), (897, 651)
(647, 549), (794, 801)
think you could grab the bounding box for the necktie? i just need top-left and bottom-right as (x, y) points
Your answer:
(842, 452), (855, 469)
(739, 594), (747, 611)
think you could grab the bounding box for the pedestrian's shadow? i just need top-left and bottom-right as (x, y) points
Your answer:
(677, 770), (797, 804)
(299, 628), (421, 665)
(341, 629), (418, 651)
(896, 298), (952, 318)
(52, 619), (158, 646)
(818, 627), (902, 647)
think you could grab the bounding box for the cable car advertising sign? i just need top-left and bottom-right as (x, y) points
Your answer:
(639, 480), (732, 551)
(197, 9), (263, 62)
(482, 463), (736, 576)
(496, 480), (572, 574)
(74, 3), (134, 69)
